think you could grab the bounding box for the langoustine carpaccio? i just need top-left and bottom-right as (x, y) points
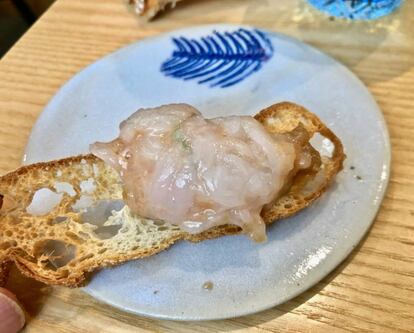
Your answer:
(91, 104), (314, 242)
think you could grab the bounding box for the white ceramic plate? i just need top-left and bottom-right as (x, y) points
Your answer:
(24, 24), (390, 320)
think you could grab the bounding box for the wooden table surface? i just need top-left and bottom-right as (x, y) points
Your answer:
(1, 0), (413, 332)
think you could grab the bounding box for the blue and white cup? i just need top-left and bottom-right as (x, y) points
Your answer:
(307, 0), (403, 20)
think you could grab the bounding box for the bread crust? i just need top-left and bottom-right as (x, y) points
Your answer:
(0, 102), (345, 287)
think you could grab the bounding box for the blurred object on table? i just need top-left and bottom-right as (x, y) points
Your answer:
(307, 0), (403, 20)
(0, 0), (55, 57)
(128, 0), (182, 19)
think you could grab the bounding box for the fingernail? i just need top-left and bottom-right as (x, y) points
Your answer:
(0, 288), (25, 333)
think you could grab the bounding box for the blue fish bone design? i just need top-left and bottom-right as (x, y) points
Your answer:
(160, 28), (274, 88)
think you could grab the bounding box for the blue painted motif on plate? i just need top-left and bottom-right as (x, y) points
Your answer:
(160, 28), (274, 88)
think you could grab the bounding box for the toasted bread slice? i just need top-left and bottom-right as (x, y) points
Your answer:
(0, 102), (344, 287)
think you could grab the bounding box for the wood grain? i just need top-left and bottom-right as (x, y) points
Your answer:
(1, 0), (413, 332)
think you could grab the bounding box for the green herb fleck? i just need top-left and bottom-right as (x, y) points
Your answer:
(174, 129), (192, 152)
